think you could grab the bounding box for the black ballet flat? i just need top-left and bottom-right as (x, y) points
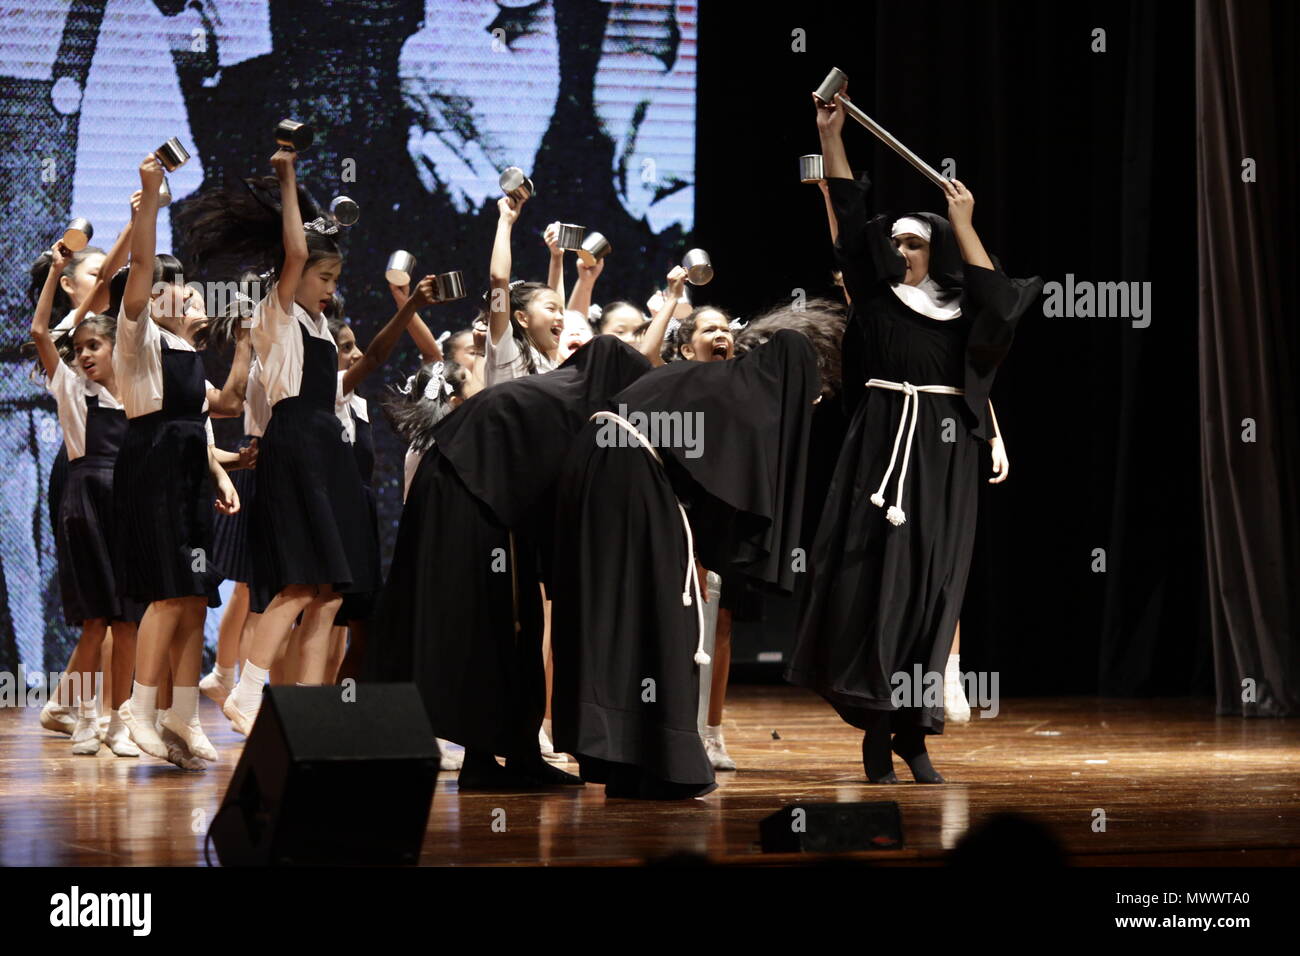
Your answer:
(891, 730), (946, 784)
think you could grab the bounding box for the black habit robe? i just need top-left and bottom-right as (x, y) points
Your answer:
(550, 330), (821, 798)
(364, 336), (651, 757)
(785, 173), (1043, 734)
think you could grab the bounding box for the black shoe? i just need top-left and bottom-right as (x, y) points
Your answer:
(891, 729), (945, 784)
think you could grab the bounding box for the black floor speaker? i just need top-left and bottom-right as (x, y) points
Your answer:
(210, 684), (440, 866)
(759, 802), (904, 853)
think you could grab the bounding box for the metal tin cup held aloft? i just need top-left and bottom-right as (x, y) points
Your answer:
(275, 118), (314, 152)
(799, 154), (824, 183)
(556, 223), (586, 251)
(813, 66), (849, 105)
(499, 166), (534, 202)
(62, 218), (94, 252)
(385, 250), (415, 286)
(681, 248), (714, 286)
(155, 137), (190, 172)
(578, 231), (611, 266)
(330, 196), (360, 227)
(431, 271), (467, 302)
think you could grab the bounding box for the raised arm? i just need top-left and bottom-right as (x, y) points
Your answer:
(31, 243), (71, 379)
(122, 156), (164, 321)
(638, 265), (687, 367)
(271, 149), (307, 314)
(941, 179), (994, 270)
(488, 194), (525, 348)
(388, 281), (443, 363)
(342, 275), (438, 395)
(544, 221), (565, 302)
(77, 190), (142, 322)
(207, 313), (253, 417)
(568, 254), (604, 318)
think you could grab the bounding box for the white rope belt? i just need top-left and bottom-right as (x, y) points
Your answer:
(865, 379), (965, 527)
(590, 412), (710, 666)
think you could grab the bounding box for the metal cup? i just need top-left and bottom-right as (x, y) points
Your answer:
(681, 248), (714, 286)
(813, 66), (849, 105)
(578, 231), (612, 266)
(276, 118), (313, 152)
(799, 154), (824, 183)
(556, 223), (586, 251)
(385, 250), (415, 286)
(62, 218), (94, 252)
(432, 270), (466, 303)
(155, 137), (190, 171)
(330, 196), (360, 226)
(499, 166), (534, 202)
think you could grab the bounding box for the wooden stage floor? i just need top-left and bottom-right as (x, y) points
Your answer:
(2, 686), (1298, 866)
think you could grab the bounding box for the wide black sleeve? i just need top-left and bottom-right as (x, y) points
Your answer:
(960, 262), (1043, 438)
(826, 174), (905, 305)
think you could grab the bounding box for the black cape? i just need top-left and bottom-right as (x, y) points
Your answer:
(363, 336), (651, 756)
(550, 330), (820, 798)
(786, 174), (1043, 734)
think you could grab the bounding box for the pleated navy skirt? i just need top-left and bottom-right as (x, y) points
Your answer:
(57, 455), (146, 625)
(113, 411), (219, 606)
(210, 447), (257, 584)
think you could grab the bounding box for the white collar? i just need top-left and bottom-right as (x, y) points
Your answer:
(890, 274), (962, 320)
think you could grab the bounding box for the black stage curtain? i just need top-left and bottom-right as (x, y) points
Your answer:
(696, 1), (1213, 697)
(1195, 0), (1300, 716)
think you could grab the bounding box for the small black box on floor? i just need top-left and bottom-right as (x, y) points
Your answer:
(759, 802), (904, 853)
(210, 684), (440, 866)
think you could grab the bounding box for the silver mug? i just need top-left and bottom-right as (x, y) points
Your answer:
(385, 250), (416, 286)
(62, 218), (93, 252)
(682, 248), (714, 286)
(276, 118), (313, 152)
(556, 223), (585, 251)
(432, 271), (466, 302)
(330, 196), (360, 227)
(578, 231), (611, 266)
(813, 66), (849, 105)
(499, 166), (534, 202)
(155, 137), (190, 172)
(799, 154), (824, 183)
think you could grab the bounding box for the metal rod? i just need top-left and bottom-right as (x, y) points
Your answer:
(839, 96), (948, 190)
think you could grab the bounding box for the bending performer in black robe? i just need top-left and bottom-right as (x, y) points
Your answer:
(365, 335), (651, 789)
(551, 329), (821, 799)
(786, 134), (1042, 783)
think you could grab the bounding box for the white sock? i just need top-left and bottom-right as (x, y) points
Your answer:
(542, 717), (553, 736)
(172, 685), (199, 723)
(947, 653), (961, 673)
(705, 723), (723, 741)
(232, 662), (268, 714)
(78, 696), (97, 719)
(131, 682), (158, 726)
(107, 711), (126, 735)
(214, 662), (237, 687)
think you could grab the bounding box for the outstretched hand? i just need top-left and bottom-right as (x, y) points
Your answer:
(814, 85), (849, 137)
(989, 435), (1009, 483)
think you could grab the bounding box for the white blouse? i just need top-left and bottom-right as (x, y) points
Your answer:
(249, 285), (338, 407)
(483, 326), (558, 387)
(112, 302), (215, 445)
(46, 361), (123, 461)
(244, 357), (272, 438)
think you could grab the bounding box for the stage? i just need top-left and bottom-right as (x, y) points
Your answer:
(2, 686), (1297, 867)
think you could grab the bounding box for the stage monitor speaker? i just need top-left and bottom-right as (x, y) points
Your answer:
(209, 684), (440, 866)
(759, 802), (904, 853)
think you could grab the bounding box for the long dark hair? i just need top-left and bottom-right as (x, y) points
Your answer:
(733, 297), (847, 399)
(175, 175), (343, 280)
(382, 359), (472, 453)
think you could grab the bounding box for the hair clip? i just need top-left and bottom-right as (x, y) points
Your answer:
(303, 216), (340, 236)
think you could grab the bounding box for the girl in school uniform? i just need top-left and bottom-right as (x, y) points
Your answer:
(30, 242), (144, 757)
(113, 155), (241, 766)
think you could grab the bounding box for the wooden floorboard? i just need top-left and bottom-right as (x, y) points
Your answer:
(2, 686), (1297, 866)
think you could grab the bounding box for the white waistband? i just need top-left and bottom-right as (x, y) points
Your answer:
(590, 412), (710, 667)
(864, 379), (965, 527)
